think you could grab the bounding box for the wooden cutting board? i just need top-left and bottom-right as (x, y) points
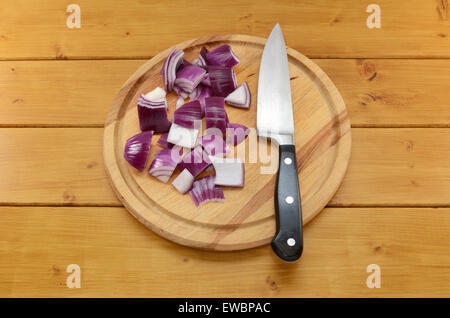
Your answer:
(103, 35), (351, 251)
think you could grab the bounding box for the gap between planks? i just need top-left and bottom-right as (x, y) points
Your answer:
(2, 203), (450, 209)
(3, 124), (450, 128)
(6, 56), (450, 61)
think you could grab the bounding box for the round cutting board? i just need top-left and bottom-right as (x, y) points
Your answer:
(103, 35), (351, 251)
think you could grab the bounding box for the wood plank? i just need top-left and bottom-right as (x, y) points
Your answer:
(1, 206), (450, 297)
(0, 128), (119, 205)
(1, 0), (450, 59)
(315, 59), (450, 127)
(2, 59), (450, 126)
(331, 128), (450, 206)
(0, 60), (142, 126)
(2, 128), (450, 206)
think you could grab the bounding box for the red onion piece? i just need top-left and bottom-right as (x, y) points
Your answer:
(167, 123), (199, 148)
(205, 97), (227, 134)
(148, 148), (183, 183)
(197, 134), (229, 156)
(173, 85), (188, 99)
(137, 95), (171, 133)
(173, 100), (202, 129)
(226, 123), (250, 146)
(172, 169), (194, 194)
(225, 82), (251, 109)
(208, 66), (237, 97)
(178, 145), (211, 177)
(201, 73), (211, 87)
(189, 85), (212, 117)
(176, 96), (185, 109)
(174, 65), (206, 93)
(163, 48), (184, 92)
(206, 44), (240, 68)
(157, 132), (174, 149)
(123, 131), (153, 172)
(210, 157), (244, 187)
(189, 85), (202, 100)
(189, 175), (225, 207)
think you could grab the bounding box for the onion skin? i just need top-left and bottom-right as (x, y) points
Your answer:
(123, 131), (153, 172)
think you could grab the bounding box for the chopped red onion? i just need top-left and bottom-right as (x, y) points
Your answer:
(173, 100), (202, 129)
(137, 94), (171, 133)
(143, 87), (166, 100)
(225, 82), (251, 109)
(189, 175), (225, 207)
(176, 96), (185, 109)
(197, 134), (229, 156)
(189, 85), (202, 100)
(192, 47), (209, 70)
(123, 131), (153, 172)
(178, 145), (211, 177)
(157, 132), (174, 149)
(206, 44), (240, 68)
(208, 66), (237, 97)
(205, 97), (227, 134)
(189, 85), (212, 117)
(172, 169), (194, 194)
(173, 85), (189, 99)
(210, 157), (244, 187)
(162, 47), (184, 92)
(148, 148), (183, 183)
(226, 123), (250, 146)
(174, 65), (206, 93)
(167, 122), (199, 148)
(201, 73), (211, 87)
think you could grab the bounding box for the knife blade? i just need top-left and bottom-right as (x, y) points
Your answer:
(257, 23), (303, 262)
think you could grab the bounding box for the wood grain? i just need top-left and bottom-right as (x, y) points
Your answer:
(331, 128), (450, 206)
(103, 35), (351, 250)
(2, 59), (450, 126)
(1, 0), (450, 59)
(2, 128), (450, 207)
(1, 206), (450, 297)
(0, 128), (118, 205)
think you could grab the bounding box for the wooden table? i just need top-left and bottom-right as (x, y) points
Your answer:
(1, 0), (450, 297)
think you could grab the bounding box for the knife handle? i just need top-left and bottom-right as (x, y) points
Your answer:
(271, 144), (303, 262)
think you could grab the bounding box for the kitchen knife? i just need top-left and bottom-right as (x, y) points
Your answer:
(257, 23), (303, 262)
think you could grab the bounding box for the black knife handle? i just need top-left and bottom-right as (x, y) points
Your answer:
(271, 144), (303, 262)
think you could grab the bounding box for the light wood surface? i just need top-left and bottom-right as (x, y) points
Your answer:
(2, 206), (450, 297)
(3, 59), (450, 127)
(2, 0), (450, 297)
(1, 0), (450, 59)
(2, 128), (450, 206)
(103, 35), (351, 250)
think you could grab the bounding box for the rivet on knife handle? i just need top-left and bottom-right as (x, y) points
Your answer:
(271, 144), (303, 262)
